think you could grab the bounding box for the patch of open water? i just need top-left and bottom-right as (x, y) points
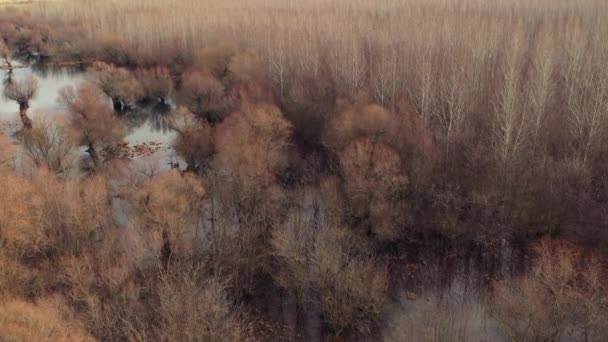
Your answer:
(0, 62), (183, 171)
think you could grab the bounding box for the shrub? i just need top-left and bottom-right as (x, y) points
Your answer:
(0, 37), (10, 63)
(155, 269), (250, 341)
(3, 75), (39, 129)
(194, 43), (238, 78)
(339, 138), (410, 240)
(60, 83), (126, 166)
(228, 49), (266, 84)
(273, 218), (388, 334)
(325, 104), (402, 152)
(22, 118), (76, 174)
(489, 238), (608, 342)
(273, 183), (387, 334)
(0, 170), (111, 259)
(60, 235), (150, 341)
(199, 104), (293, 296)
(167, 107), (215, 171)
(0, 296), (94, 342)
(214, 103), (292, 188)
(0, 133), (15, 170)
(180, 71), (227, 122)
(135, 66), (174, 103)
(89, 61), (143, 113)
(126, 170), (205, 260)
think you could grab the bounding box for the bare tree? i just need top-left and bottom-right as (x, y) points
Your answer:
(273, 214), (388, 334)
(59, 83), (126, 167)
(369, 37), (400, 109)
(22, 118), (76, 174)
(4, 75), (39, 129)
(126, 170), (205, 260)
(214, 104), (292, 187)
(267, 34), (290, 99)
(227, 49), (267, 84)
(155, 270), (248, 341)
(437, 58), (473, 161)
(0, 38), (12, 73)
(562, 35), (608, 166)
(194, 43), (237, 78)
(135, 66), (173, 104)
(406, 48), (437, 126)
(339, 137), (409, 241)
(180, 71), (226, 123)
(324, 104), (402, 152)
(0, 298), (95, 341)
(0, 169), (111, 258)
(89, 61), (143, 113)
(167, 107), (214, 172)
(490, 238), (608, 342)
(493, 29), (529, 167)
(527, 27), (556, 147)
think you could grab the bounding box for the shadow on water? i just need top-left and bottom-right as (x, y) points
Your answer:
(0, 60), (179, 168)
(126, 98), (173, 133)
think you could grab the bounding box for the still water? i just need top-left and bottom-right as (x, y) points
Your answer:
(0, 63), (181, 170)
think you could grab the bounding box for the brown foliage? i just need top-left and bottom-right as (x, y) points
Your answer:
(273, 203), (388, 334)
(60, 234), (152, 340)
(200, 166), (286, 298)
(0, 37), (9, 60)
(94, 35), (136, 66)
(228, 49), (267, 84)
(490, 238), (608, 342)
(22, 118), (76, 174)
(326, 104), (399, 148)
(4, 75), (39, 128)
(197, 105), (293, 296)
(0, 296), (94, 342)
(60, 83), (126, 165)
(194, 43), (238, 77)
(340, 138), (410, 240)
(89, 61), (143, 112)
(155, 269), (250, 341)
(127, 170), (205, 259)
(135, 66), (174, 103)
(1, 3), (608, 340)
(180, 70), (227, 122)
(167, 107), (215, 171)
(60, 221), (251, 341)
(0, 170), (111, 259)
(214, 103), (292, 188)
(0, 134), (14, 170)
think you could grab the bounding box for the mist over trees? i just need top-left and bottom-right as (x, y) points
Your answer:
(0, 0), (607, 341)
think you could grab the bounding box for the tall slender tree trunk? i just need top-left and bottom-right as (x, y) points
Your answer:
(3, 57), (13, 75)
(112, 97), (126, 113)
(18, 101), (32, 129)
(85, 143), (99, 168)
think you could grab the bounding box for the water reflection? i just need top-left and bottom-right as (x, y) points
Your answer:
(126, 98), (173, 134)
(0, 62), (86, 124)
(0, 61), (178, 168)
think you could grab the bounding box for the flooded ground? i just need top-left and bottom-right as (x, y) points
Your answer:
(253, 246), (514, 342)
(0, 62), (182, 171)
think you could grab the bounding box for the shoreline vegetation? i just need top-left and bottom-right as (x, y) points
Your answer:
(0, 0), (607, 340)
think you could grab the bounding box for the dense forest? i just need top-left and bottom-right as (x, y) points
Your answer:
(0, 0), (607, 341)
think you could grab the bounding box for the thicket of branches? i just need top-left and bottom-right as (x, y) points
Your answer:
(0, 0), (607, 340)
